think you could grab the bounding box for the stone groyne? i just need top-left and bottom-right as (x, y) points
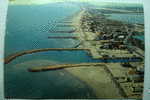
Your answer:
(48, 30), (76, 33)
(48, 36), (78, 39)
(28, 63), (104, 72)
(4, 47), (142, 65)
(4, 48), (90, 64)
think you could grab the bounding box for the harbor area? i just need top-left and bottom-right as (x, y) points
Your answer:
(5, 2), (144, 99)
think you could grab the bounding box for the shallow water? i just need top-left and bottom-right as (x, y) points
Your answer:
(5, 60), (97, 99)
(106, 13), (144, 24)
(5, 3), (144, 98)
(5, 3), (98, 98)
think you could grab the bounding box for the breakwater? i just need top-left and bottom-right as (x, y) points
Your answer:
(48, 36), (78, 39)
(48, 30), (76, 33)
(57, 25), (74, 27)
(28, 62), (128, 98)
(4, 48), (90, 64)
(58, 21), (72, 23)
(28, 63), (104, 72)
(5, 47), (142, 65)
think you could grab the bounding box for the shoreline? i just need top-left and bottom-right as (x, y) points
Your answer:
(5, 6), (144, 99)
(65, 8), (144, 99)
(72, 8), (144, 60)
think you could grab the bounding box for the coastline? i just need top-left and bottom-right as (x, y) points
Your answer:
(5, 3), (144, 99)
(64, 7), (144, 98)
(65, 9), (124, 99)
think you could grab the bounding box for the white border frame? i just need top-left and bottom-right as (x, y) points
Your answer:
(0, 0), (7, 99)
(143, 0), (150, 100)
(0, 0), (149, 100)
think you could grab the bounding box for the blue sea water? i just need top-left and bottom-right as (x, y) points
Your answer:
(5, 3), (80, 56)
(106, 13), (144, 24)
(5, 3), (98, 99)
(5, 3), (144, 99)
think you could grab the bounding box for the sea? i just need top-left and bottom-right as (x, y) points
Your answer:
(107, 13), (144, 24)
(5, 2), (144, 98)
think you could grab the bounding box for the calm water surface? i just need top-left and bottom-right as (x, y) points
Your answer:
(107, 13), (144, 24)
(5, 3), (98, 99)
(5, 3), (144, 98)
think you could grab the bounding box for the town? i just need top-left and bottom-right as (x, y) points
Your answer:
(76, 8), (144, 98)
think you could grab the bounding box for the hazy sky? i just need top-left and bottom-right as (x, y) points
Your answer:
(9, 0), (143, 5)
(94, 0), (142, 3)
